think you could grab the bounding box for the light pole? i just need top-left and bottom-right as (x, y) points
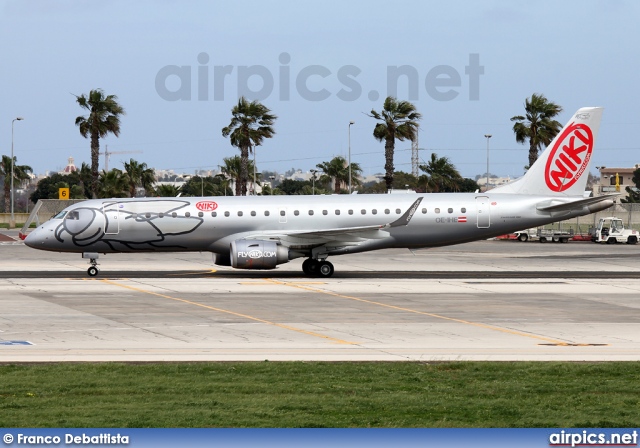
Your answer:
(11, 117), (24, 228)
(310, 169), (317, 195)
(348, 120), (354, 193)
(252, 144), (257, 196)
(484, 134), (492, 192)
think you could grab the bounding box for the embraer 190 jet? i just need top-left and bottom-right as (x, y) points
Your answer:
(25, 107), (615, 277)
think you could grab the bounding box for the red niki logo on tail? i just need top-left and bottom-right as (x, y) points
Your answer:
(195, 201), (218, 211)
(544, 122), (594, 192)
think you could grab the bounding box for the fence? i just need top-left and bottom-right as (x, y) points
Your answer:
(545, 203), (640, 235)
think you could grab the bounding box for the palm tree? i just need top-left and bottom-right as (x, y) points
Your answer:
(222, 97), (276, 196)
(220, 155), (255, 196)
(156, 184), (181, 197)
(97, 169), (129, 198)
(368, 96), (421, 191)
(75, 89), (126, 198)
(511, 93), (563, 169)
(419, 153), (463, 192)
(124, 158), (156, 197)
(0, 155), (32, 212)
(316, 156), (362, 194)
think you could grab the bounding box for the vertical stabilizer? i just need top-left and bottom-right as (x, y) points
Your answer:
(492, 107), (603, 196)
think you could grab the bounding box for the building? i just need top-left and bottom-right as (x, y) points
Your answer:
(594, 165), (639, 200)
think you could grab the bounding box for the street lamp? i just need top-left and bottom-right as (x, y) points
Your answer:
(484, 134), (492, 192)
(310, 169), (317, 195)
(11, 117), (24, 228)
(348, 120), (354, 193)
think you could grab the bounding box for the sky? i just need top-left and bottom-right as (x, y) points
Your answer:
(1, 0), (639, 180)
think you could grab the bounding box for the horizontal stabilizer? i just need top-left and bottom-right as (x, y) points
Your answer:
(536, 194), (618, 212)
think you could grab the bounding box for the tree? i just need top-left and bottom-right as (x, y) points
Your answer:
(221, 97), (276, 196)
(180, 176), (231, 197)
(511, 93), (563, 169)
(315, 156), (362, 194)
(368, 96), (421, 191)
(0, 155), (32, 212)
(124, 158), (156, 197)
(75, 89), (125, 198)
(97, 169), (129, 198)
(155, 184), (181, 197)
(621, 167), (640, 203)
(220, 155), (256, 196)
(419, 153), (464, 192)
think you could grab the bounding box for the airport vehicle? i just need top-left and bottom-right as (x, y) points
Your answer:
(25, 107), (616, 277)
(591, 217), (638, 244)
(514, 228), (573, 243)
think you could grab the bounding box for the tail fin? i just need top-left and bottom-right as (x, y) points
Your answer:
(492, 107), (603, 196)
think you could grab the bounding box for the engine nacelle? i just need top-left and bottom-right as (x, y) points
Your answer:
(230, 240), (289, 269)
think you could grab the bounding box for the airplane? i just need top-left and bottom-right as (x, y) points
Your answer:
(25, 107), (616, 278)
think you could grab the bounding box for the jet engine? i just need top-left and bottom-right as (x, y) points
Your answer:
(230, 240), (290, 269)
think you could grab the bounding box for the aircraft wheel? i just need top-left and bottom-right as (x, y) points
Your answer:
(87, 266), (99, 277)
(317, 261), (334, 278)
(302, 259), (320, 276)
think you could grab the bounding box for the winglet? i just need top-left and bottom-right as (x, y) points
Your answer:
(389, 197), (423, 228)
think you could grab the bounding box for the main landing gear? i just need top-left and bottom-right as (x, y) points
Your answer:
(302, 258), (335, 277)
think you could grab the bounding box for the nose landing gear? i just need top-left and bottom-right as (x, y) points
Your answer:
(83, 252), (100, 277)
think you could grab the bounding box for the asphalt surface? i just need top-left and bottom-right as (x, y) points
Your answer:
(2, 232), (640, 361)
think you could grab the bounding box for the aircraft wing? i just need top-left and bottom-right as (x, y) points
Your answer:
(243, 197), (423, 248)
(536, 194), (618, 212)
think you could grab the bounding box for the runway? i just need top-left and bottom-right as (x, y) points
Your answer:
(2, 235), (640, 361)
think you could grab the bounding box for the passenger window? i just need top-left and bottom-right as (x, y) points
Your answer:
(212, 212), (217, 217)
(159, 212), (164, 218)
(224, 211), (230, 217)
(461, 207), (466, 213)
(198, 211), (204, 217)
(172, 212), (177, 218)
(385, 209), (390, 214)
(309, 210), (314, 215)
(372, 209), (377, 215)
(237, 211), (243, 217)
(435, 208), (440, 214)
(294, 210), (300, 216)
(448, 208), (453, 214)
(421, 208), (427, 214)
(264, 211), (270, 216)
(323, 210), (328, 215)
(280, 210), (285, 216)
(251, 211), (256, 216)
(335, 210), (341, 215)
(395, 209), (401, 214)
(348, 210), (353, 215)
(185, 212), (190, 218)
(361, 209), (366, 215)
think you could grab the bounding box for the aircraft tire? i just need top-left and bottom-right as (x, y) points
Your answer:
(317, 261), (334, 278)
(303, 259), (320, 276)
(87, 266), (99, 277)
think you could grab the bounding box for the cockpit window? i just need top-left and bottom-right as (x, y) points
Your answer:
(53, 211), (67, 219)
(66, 211), (80, 220)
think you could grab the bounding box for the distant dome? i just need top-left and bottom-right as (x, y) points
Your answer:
(63, 156), (77, 173)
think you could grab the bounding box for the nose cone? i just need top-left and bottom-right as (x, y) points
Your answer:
(24, 227), (43, 248)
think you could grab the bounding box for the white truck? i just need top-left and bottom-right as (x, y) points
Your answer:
(591, 217), (638, 244)
(514, 228), (573, 243)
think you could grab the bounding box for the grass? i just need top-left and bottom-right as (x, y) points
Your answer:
(1, 362), (639, 428)
(0, 222), (36, 229)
